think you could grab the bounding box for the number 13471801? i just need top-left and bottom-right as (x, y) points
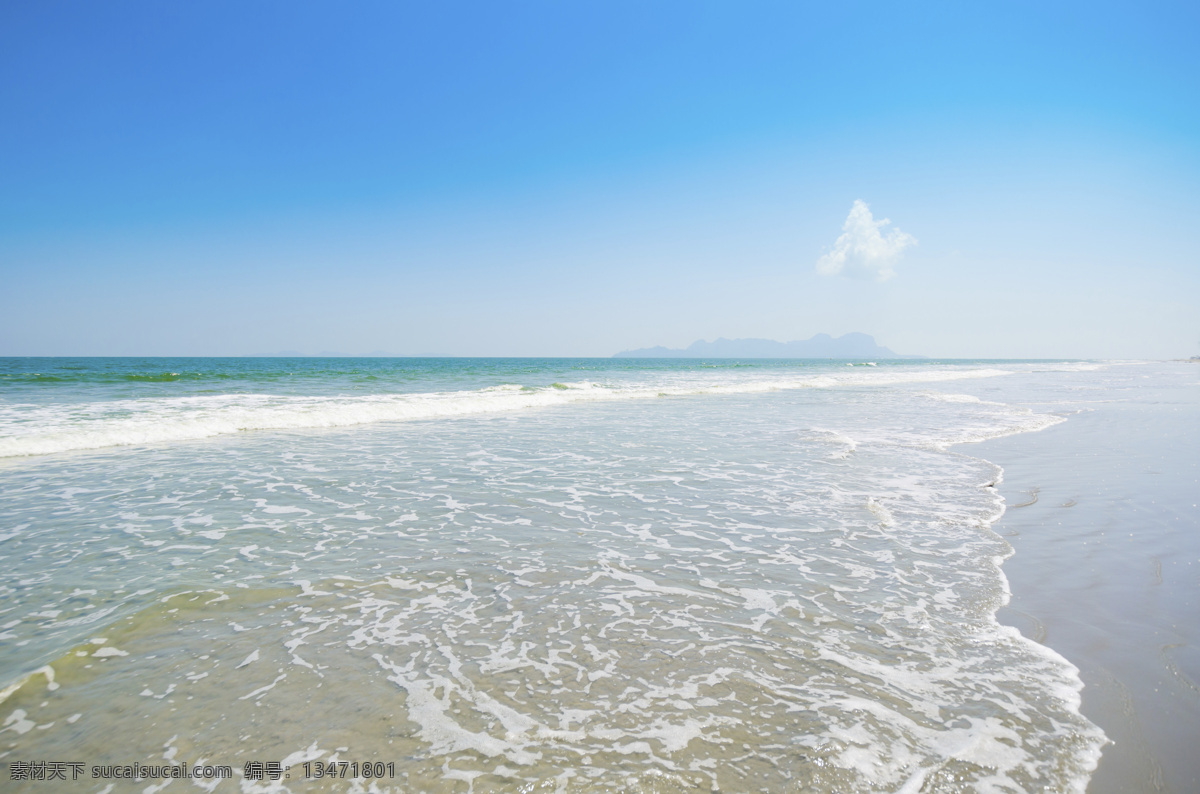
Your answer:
(301, 761), (396, 779)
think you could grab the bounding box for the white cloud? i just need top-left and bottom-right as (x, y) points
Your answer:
(816, 200), (916, 281)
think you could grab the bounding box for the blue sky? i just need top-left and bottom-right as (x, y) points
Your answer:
(2, 1), (1197, 357)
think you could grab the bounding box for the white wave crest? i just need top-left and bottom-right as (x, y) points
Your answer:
(0, 367), (1017, 459)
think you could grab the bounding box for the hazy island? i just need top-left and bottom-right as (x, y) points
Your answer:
(613, 332), (922, 359)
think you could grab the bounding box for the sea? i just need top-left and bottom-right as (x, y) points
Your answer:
(0, 356), (1148, 792)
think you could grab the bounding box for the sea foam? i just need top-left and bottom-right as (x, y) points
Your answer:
(0, 366), (1017, 458)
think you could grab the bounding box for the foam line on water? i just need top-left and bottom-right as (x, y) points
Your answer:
(0, 366), (1017, 458)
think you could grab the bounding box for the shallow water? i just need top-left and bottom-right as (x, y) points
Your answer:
(0, 359), (1111, 791)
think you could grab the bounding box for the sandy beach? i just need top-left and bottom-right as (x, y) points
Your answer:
(972, 362), (1199, 792)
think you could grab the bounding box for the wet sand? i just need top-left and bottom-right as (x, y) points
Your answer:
(971, 365), (1199, 793)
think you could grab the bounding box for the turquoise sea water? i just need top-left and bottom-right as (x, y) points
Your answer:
(0, 357), (1115, 791)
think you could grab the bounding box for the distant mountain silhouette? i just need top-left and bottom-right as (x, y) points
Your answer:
(613, 333), (921, 359)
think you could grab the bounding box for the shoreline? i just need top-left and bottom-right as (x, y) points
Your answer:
(0, 360), (1191, 790)
(967, 365), (1199, 793)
